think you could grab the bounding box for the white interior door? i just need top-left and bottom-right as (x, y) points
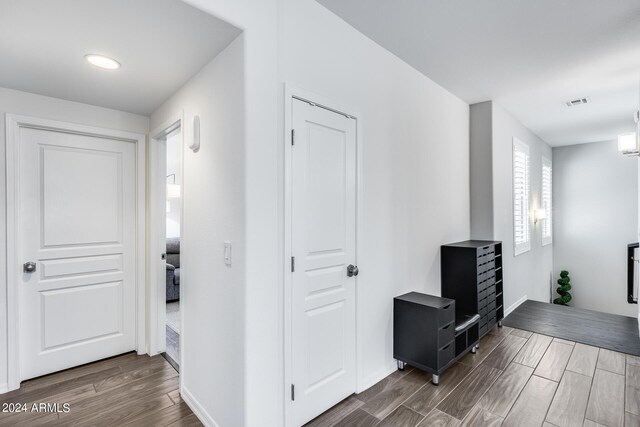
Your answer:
(290, 99), (357, 426)
(18, 126), (137, 381)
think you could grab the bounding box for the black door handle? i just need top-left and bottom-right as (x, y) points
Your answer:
(347, 264), (359, 277)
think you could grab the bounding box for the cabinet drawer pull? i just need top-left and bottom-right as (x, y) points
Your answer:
(441, 343), (451, 351)
(441, 323), (451, 330)
(442, 304), (452, 310)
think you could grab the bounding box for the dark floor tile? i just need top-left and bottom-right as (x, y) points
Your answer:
(436, 364), (502, 420)
(360, 370), (430, 419)
(304, 395), (364, 427)
(376, 405), (424, 427)
(334, 409), (379, 427)
(404, 363), (474, 415)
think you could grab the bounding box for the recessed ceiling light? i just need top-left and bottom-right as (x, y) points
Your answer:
(84, 54), (120, 70)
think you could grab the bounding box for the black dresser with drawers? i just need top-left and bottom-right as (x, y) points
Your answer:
(441, 240), (504, 337)
(393, 293), (455, 382)
(393, 291), (480, 385)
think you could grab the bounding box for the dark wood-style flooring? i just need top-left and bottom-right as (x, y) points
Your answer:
(306, 325), (640, 427)
(503, 300), (640, 356)
(0, 352), (200, 426)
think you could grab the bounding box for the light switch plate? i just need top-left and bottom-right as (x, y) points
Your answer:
(224, 241), (232, 266)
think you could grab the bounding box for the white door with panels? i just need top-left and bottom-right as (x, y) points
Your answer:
(18, 126), (137, 381)
(290, 99), (358, 426)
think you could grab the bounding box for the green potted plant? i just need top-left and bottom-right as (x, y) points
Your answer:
(553, 270), (572, 306)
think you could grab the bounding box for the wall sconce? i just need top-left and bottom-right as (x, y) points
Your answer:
(534, 208), (547, 225)
(166, 173), (181, 199)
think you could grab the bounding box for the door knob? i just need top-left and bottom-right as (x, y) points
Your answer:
(347, 264), (359, 277)
(23, 262), (36, 273)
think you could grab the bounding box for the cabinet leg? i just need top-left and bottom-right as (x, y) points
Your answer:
(498, 321), (503, 327)
(471, 345), (477, 354)
(432, 374), (440, 386)
(397, 360), (406, 371)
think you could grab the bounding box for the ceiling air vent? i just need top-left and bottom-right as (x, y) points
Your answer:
(564, 97), (590, 107)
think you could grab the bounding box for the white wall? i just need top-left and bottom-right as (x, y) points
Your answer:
(553, 140), (638, 317)
(150, 35), (246, 427)
(169, 1), (280, 425)
(492, 102), (554, 308)
(281, 0), (470, 391)
(0, 86), (149, 391)
(470, 101), (554, 312)
(166, 130), (182, 238)
(178, 1), (468, 424)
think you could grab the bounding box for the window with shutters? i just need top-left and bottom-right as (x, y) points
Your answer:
(542, 157), (552, 246)
(513, 138), (530, 255)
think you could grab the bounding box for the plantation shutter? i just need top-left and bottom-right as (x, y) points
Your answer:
(513, 138), (530, 255)
(542, 157), (552, 245)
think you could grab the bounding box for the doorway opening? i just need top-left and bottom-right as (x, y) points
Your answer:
(149, 116), (183, 369)
(164, 126), (183, 370)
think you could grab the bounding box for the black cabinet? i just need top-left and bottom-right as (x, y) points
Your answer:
(441, 240), (504, 337)
(393, 292), (459, 384)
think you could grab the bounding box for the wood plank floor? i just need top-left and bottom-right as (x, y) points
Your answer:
(503, 300), (640, 356)
(305, 325), (636, 427)
(0, 353), (199, 426)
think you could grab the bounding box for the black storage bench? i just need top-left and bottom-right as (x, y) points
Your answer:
(394, 292), (480, 385)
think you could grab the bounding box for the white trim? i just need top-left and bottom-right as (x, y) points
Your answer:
(148, 114), (183, 357)
(505, 295), (528, 317)
(5, 114), (146, 390)
(136, 126), (147, 356)
(181, 386), (219, 427)
(6, 114), (19, 391)
(282, 84), (362, 427)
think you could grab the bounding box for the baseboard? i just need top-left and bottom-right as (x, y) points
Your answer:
(505, 295), (527, 317)
(0, 383), (8, 394)
(181, 386), (220, 427)
(357, 361), (397, 394)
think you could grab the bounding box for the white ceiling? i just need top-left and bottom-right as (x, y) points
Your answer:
(0, 0), (241, 116)
(317, 0), (640, 146)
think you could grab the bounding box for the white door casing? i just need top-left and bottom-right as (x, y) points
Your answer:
(290, 98), (357, 426)
(7, 115), (144, 385)
(149, 116), (182, 357)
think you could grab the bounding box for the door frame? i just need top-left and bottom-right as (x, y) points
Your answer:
(148, 113), (184, 359)
(5, 114), (147, 391)
(282, 84), (364, 427)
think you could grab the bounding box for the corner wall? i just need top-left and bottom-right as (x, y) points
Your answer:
(553, 140), (638, 317)
(178, 1), (280, 425)
(470, 101), (554, 312)
(470, 102), (494, 239)
(150, 34), (246, 427)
